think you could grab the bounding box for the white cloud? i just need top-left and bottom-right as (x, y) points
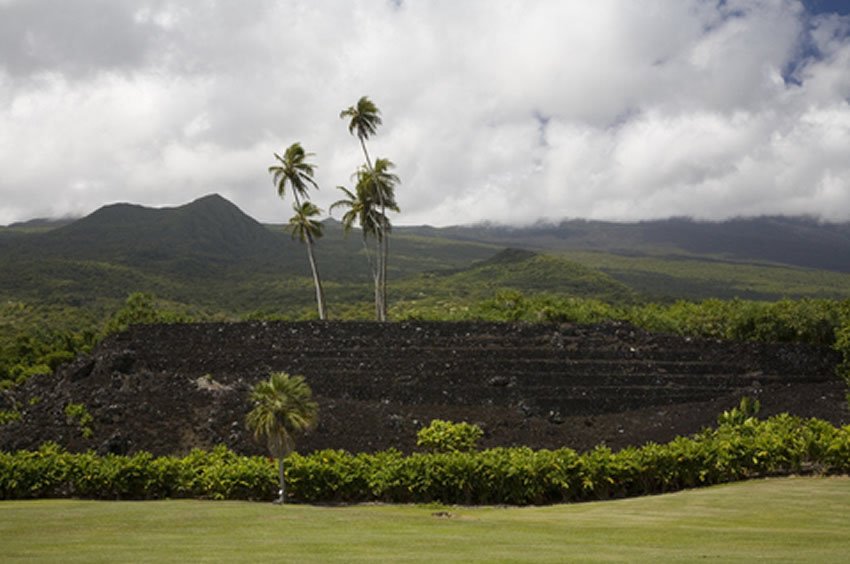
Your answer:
(1, 0), (849, 226)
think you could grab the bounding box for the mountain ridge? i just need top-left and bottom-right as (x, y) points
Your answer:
(7, 194), (850, 275)
(3, 193), (850, 312)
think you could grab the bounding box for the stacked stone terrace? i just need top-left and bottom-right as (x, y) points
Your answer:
(3, 321), (838, 455)
(114, 320), (833, 416)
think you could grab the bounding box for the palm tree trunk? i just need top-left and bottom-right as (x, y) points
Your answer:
(277, 456), (286, 504)
(374, 236), (384, 320)
(304, 235), (327, 320)
(292, 193), (327, 321)
(360, 232), (380, 320)
(359, 137), (388, 321)
(381, 225), (389, 320)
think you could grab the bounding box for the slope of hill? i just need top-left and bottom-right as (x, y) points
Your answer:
(0, 217), (77, 233)
(393, 248), (639, 305)
(399, 217), (850, 300)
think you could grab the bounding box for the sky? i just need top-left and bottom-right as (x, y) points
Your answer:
(1, 0), (849, 227)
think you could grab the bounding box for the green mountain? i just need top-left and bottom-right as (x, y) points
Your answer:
(0, 194), (498, 314)
(393, 248), (638, 305)
(7, 194), (285, 268)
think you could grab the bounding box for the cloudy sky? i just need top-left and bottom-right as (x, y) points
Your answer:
(1, 0), (849, 227)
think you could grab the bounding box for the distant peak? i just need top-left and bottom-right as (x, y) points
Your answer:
(191, 193), (229, 204)
(181, 193), (235, 209)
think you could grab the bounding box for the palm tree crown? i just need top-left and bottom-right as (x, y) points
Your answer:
(356, 158), (400, 214)
(268, 142), (319, 204)
(246, 372), (318, 460)
(331, 161), (400, 239)
(286, 201), (324, 243)
(331, 185), (379, 237)
(340, 96), (382, 141)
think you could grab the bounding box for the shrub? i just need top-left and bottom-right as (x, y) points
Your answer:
(0, 409), (21, 426)
(717, 396), (761, 426)
(64, 403), (94, 439)
(1, 414), (849, 505)
(416, 420), (483, 453)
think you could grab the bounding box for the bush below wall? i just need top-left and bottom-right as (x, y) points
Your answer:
(2, 414), (849, 505)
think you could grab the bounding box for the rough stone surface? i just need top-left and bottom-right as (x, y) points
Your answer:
(0, 321), (845, 456)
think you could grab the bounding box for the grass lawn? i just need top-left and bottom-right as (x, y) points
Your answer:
(1, 476), (848, 562)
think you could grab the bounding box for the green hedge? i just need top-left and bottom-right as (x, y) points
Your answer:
(2, 414), (849, 504)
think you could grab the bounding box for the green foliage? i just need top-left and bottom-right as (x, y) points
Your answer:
(834, 301), (850, 410)
(395, 292), (848, 348)
(64, 402), (94, 439)
(0, 409), (21, 426)
(101, 292), (189, 336)
(717, 396), (761, 427)
(416, 420), (483, 453)
(0, 302), (98, 389)
(0, 442), (276, 501)
(3, 413), (849, 504)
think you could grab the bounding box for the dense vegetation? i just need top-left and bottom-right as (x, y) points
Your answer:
(0, 294), (209, 390)
(2, 411), (848, 504)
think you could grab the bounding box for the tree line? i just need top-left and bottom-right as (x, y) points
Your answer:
(270, 96), (399, 322)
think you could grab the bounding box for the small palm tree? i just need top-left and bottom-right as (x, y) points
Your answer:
(246, 372), (318, 504)
(286, 201), (327, 319)
(268, 142), (327, 320)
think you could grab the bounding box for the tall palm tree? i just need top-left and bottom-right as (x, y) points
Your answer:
(286, 202), (327, 320)
(354, 159), (400, 313)
(268, 142), (327, 320)
(340, 96), (396, 321)
(331, 174), (398, 320)
(246, 372), (318, 504)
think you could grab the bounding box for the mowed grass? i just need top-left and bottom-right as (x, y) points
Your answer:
(1, 477), (848, 563)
